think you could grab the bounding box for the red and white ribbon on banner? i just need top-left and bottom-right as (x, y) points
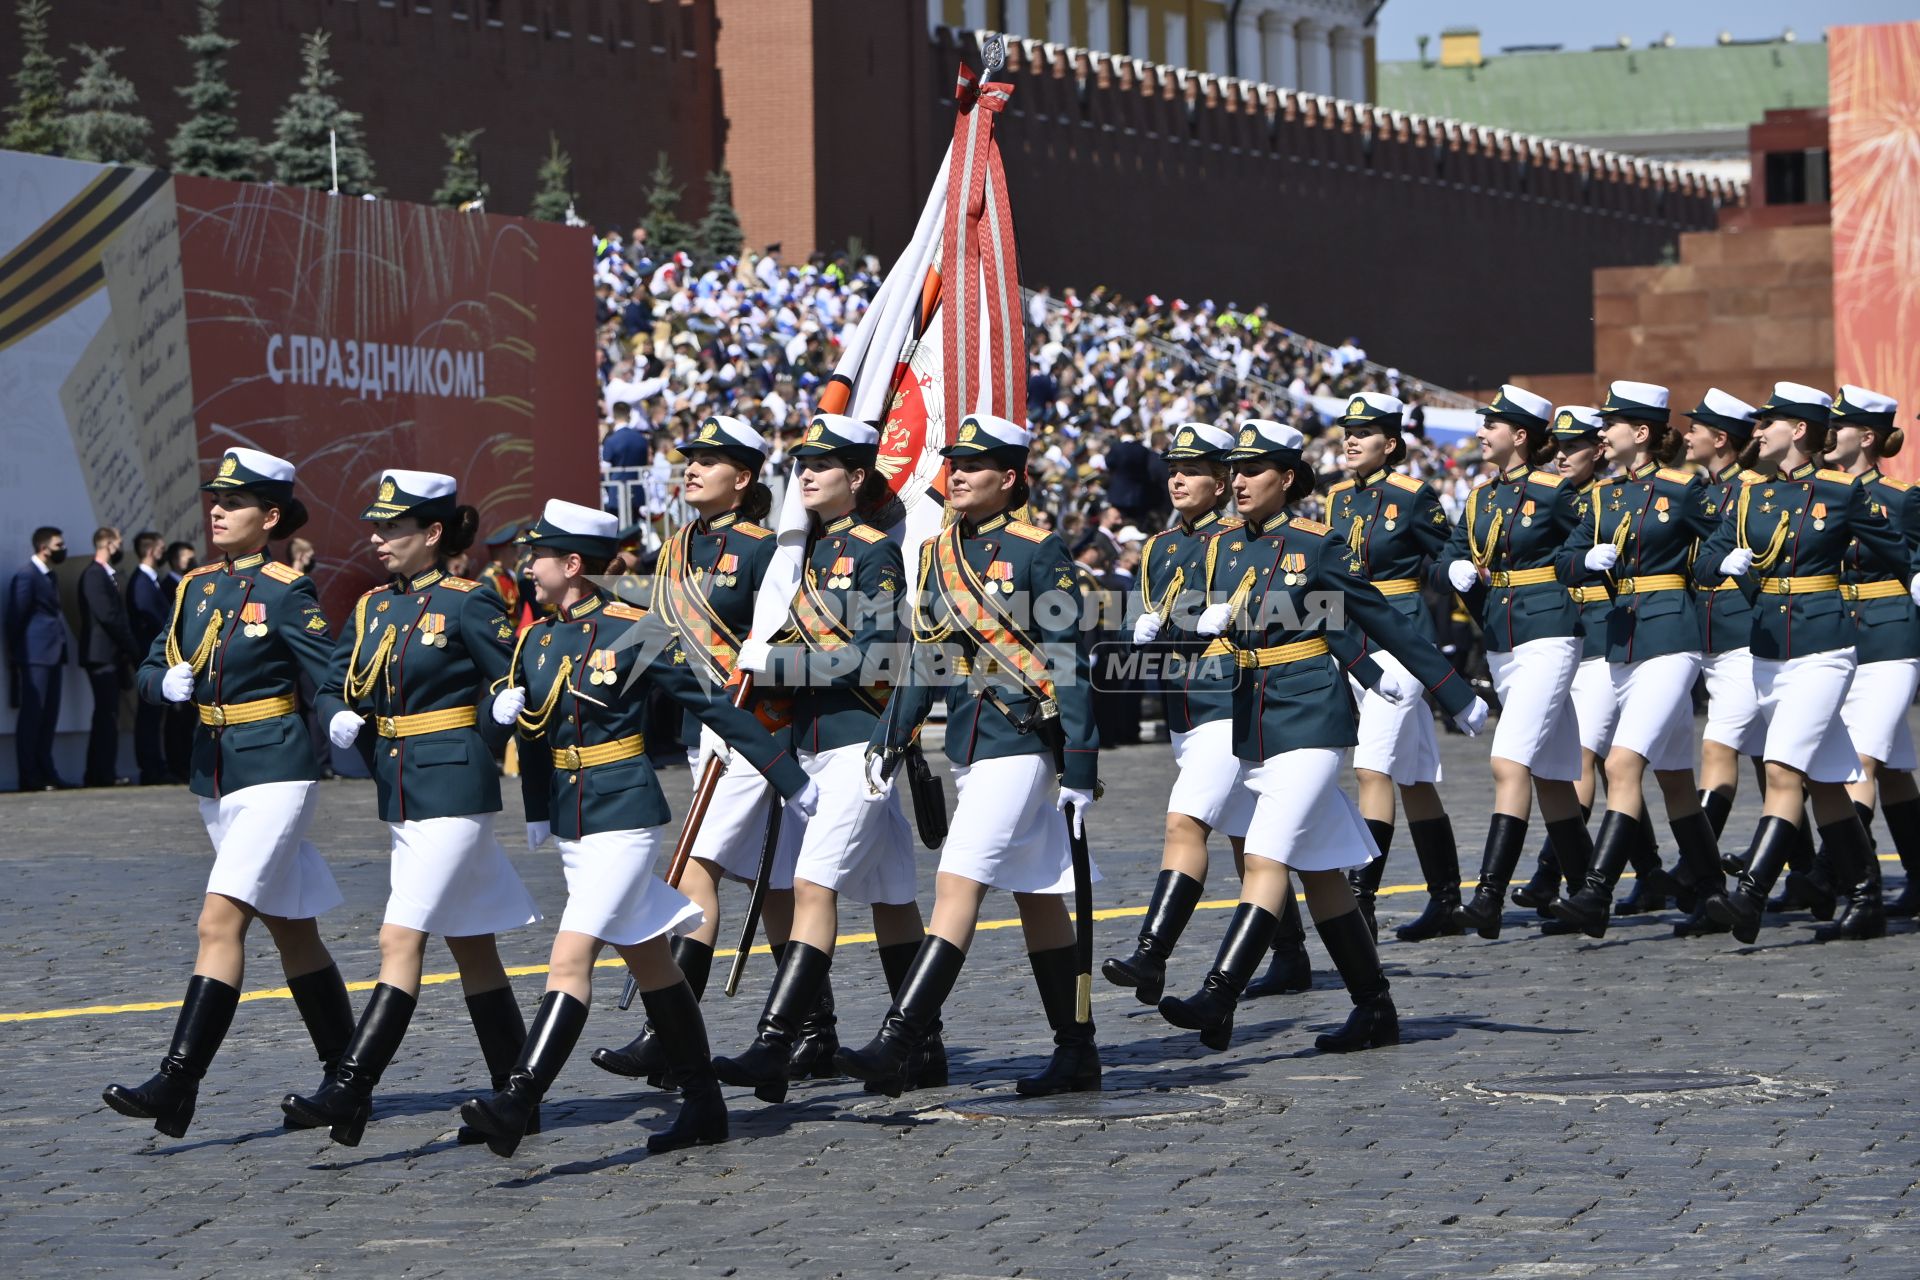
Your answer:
(940, 63), (1025, 432)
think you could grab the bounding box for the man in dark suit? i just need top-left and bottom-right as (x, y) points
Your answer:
(78, 526), (137, 786)
(1102, 431), (1158, 526)
(601, 402), (651, 514)
(125, 531), (169, 784)
(6, 526), (72, 791)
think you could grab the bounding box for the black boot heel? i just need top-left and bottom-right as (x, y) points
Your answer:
(1159, 903), (1276, 1052)
(461, 990), (587, 1159)
(1103, 870), (1203, 1005)
(838, 938), (965, 1099)
(1314, 910), (1400, 1053)
(643, 980), (729, 1153)
(103, 975), (240, 1140)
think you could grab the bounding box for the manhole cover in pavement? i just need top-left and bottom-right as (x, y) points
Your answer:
(1473, 1070), (1760, 1098)
(931, 1090), (1232, 1124)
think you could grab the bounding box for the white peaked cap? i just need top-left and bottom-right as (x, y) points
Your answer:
(1352, 391), (1405, 414)
(1774, 381), (1832, 408)
(377, 469), (456, 498)
(1555, 406), (1604, 431)
(692, 414), (772, 456)
(1178, 423), (1236, 450)
(541, 499), (618, 539)
(809, 413), (879, 446)
(1701, 388), (1757, 419)
(961, 412), (1031, 449)
(227, 447), (295, 481)
(1608, 380), (1670, 409)
(1839, 385), (1898, 414)
(1239, 419), (1306, 450)
(1499, 385), (1554, 420)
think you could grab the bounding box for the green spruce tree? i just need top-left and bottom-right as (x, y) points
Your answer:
(696, 167), (744, 262)
(529, 133), (573, 222)
(641, 151), (693, 259)
(433, 127), (488, 209)
(3, 0), (66, 155)
(168, 0), (257, 180)
(265, 31), (379, 195)
(61, 45), (151, 165)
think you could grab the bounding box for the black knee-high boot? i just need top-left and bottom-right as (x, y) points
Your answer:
(868, 939), (947, 1093)
(1015, 945), (1101, 1096)
(460, 990), (587, 1158)
(712, 941), (832, 1104)
(1699, 789), (1733, 840)
(1159, 902), (1277, 1051)
(1614, 816), (1677, 915)
(1670, 811), (1730, 937)
(457, 986), (535, 1145)
(1242, 887), (1312, 998)
(1704, 815), (1799, 944)
(835, 937), (966, 1099)
(643, 981), (729, 1152)
(1103, 869), (1205, 1005)
(1549, 810), (1638, 938)
(590, 936), (712, 1083)
(779, 942), (840, 1082)
(1397, 816), (1465, 941)
(103, 975), (241, 1138)
(1516, 803), (1585, 913)
(282, 963), (356, 1130)
(1882, 796), (1920, 916)
(1535, 813), (1597, 935)
(1814, 814), (1887, 943)
(1768, 806), (1837, 919)
(1313, 909), (1400, 1053)
(1348, 819), (1394, 942)
(279, 983), (416, 1146)
(1455, 813), (1529, 939)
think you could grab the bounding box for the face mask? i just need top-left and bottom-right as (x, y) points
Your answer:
(46, 548), (67, 565)
(109, 547), (125, 565)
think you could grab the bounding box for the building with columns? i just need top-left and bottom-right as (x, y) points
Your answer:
(931, 0), (1379, 101)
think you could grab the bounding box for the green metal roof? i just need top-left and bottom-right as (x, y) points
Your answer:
(1376, 42), (1828, 139)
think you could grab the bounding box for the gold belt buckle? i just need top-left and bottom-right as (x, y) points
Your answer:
(206, 705), (227, 726)
(377, 715), (398, 738)
(558, 745), (582, 770)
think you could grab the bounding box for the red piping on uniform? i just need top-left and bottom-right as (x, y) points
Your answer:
(389, 591), (432, 823)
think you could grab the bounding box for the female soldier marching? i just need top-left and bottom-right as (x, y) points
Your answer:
(104, 449), (356, 1138)
(1696, 383), (1914, 945)
(1161, 420), (1487, 1054)
(1550, 384), (1725, 937)
(1321, 393), (1472, 945)
(1103, 423), (1313, 1008)
(461, 500), (816, 1156)
(279, 471), (541, 1147)
(591, 415), (833, 1084)
(1440, 386), (1594, 939)
(711, 415), (937, 1103)
(840, 412), (1103, 1099)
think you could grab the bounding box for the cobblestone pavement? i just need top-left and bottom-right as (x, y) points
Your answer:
(2, 719), (1916, 1278)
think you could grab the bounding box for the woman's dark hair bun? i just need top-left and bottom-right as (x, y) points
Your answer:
(268, 497), (309, 539)
(439, 504), (480, 557)
(1522, 427), (1558, 466)
(740, 481), (774, 524)
(1880, 427), (1906, 459)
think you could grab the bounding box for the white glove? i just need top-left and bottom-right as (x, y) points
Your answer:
(1453, 697), (1490, 737)
(787, 777), (820, 821)
(1056, 786), (1096, 839)
(1446, 560), (1480, 592)
(1718, 548), (1755, 578)
(161, 662), (195, 703)
(1584, 544), (1620, 572)
(735, 636), (772, 674)
(1195, 602), (1234, 638)
(1131, 612), (1164, 647)
(526, 821), (551, 851)
(491, 685), (527, 726)
(863, 750), (893, 799)
(695, 723), (731, 777)
(328, 710), (364, 748)
(1909, 573), (1920, 608)
(1375, 667), (1425, 706)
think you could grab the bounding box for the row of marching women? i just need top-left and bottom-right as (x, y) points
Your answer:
(100, 373), (1916, 1156)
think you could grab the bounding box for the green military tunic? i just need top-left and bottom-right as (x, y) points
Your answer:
(1567, 463), (1717, 662)
(1841, 468), (1920, 665)
(651, 507), (779, 744)
(1568, 480), (1613, 661)
(326, 567), (516, 823)
(513, 590), (807, 840)
(1699, 462), (1763, 654)
(137, 550), (345, 799)
(1138, 509), (1240, 734)
(1440, 464), (1581, 652)
(1211, 514), (1474, 762)
(761, 513), (906, 754)
(1693, 463), (1913, 660)
(874, 508), (1099, 791)
(1324, 468), (1451, 642)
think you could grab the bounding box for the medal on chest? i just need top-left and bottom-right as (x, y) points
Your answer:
(986, 560), (1016, 594)
(1280, 551), (1306, 587)
(1381, 502), (1398, 531)
(827, 555), (854, 590)
(713, 553), (739, 587)
(418, 612), (448, 647)
(586, 648), (617, 685)
(1520, 499), (1536, 528)
(240, 601), (268, 637)
(1655, 495), (1670, 523)
(1811, 501), (1826, 531)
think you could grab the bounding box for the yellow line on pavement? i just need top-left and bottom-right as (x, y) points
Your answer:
(3, 860), (1900, 1024)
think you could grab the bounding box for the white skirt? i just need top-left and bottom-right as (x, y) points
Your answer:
(199, 780), (343, 919)
(1608, 651), (1702, 772)
(688, 757), (796, 891)
(384, 814), (542, 937)
(1701, 647), (1767, 757)
(1349, 651), (1443, 787)
(1841, 657), (1920, 770)
(1239, 748), (1380, 872)
(1754, 649), (1860, 783)
(938, 754), (1101, 895)
(1569, 656), (1620, 757)
(790, 744), (918, 905)
(1486, 636), (1583, 782)
(1167, 719), (1258, 835)
(556, 827), (704, 947)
